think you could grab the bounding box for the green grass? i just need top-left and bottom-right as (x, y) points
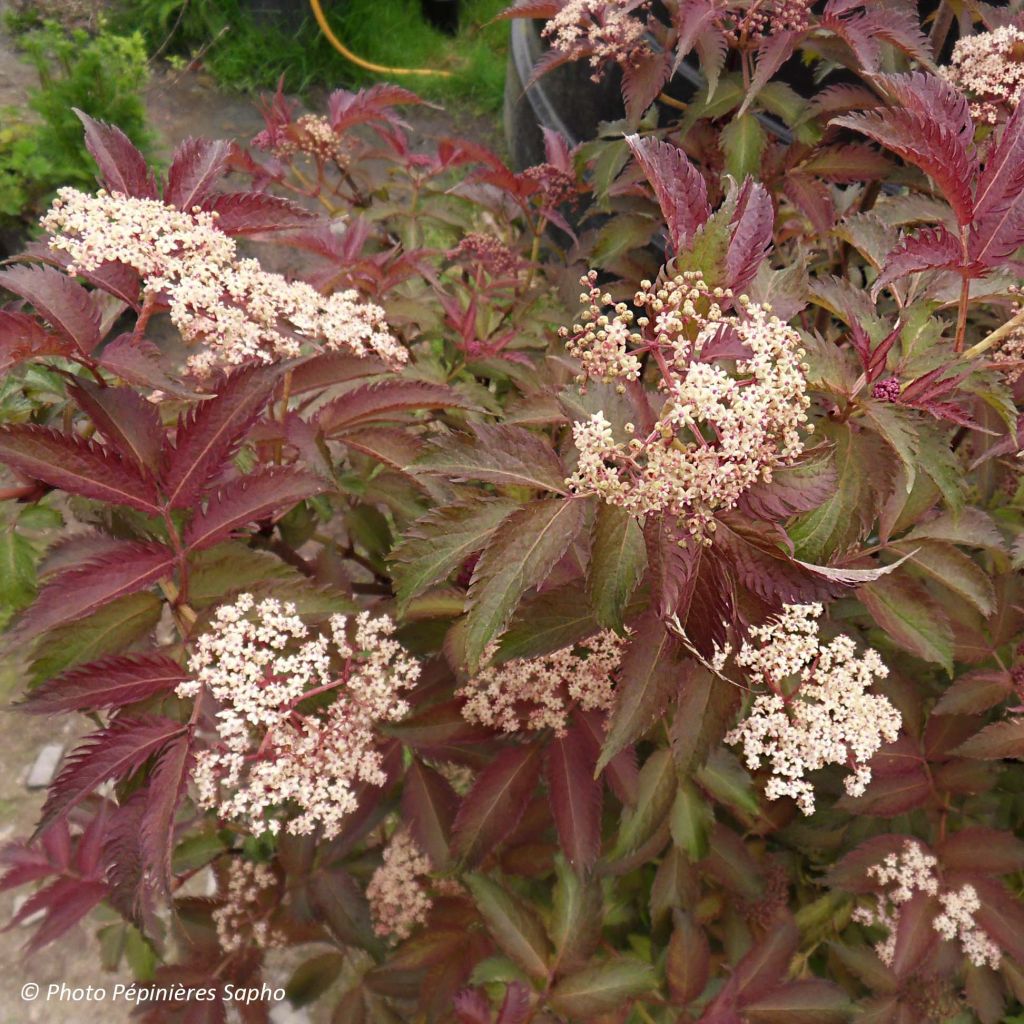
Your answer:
(113, 0), (510, 111)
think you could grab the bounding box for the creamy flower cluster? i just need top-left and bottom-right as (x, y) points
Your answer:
(542, 0), (650, 79)
(366, 829), (434, 940)
(179, 594), (420, 838)
(723, 603), (901, 815)
(565, 271), (811, 538)
(943, 24), (1024, 124)
(459, 631), (624, 735)
(41, 188), (405, 376)
(212, 859), (283, 954)
(852, 841), (1001, 969)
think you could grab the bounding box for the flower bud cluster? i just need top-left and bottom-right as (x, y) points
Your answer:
(852, 841), (1001, 969)
(942, 24), (1024, 124)
(366, 829), (435, 940)
(723, 603), (900, 815)
(459, 630), (624, 735)
(564, 270), (811, 538)
(178, 594), (420, 838)
(446, 232), (520, 278)
(256, 113), (350, 163)
(41, 187), (405, 376)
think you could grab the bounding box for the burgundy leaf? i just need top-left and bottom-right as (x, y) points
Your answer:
(0, 424), (160, 512)
(622, 50), (672, 123)
(451, 746), (542, 865)
(67, 378), (164, 472)
(183, 467), (323, 551)
(972, 876), (1024, 963)
(725, 178), (774, 292)
(98, 334), (204, 398)
(401, 760), (459, 869)
(286, 351), (387, 396)
(731, 915), (799, 1004)
(327, 83), (422, 132)
(11, 542), (175, 643)
(162, 365), (277, 508)
(496, 0), (561, 18)
(20, 651), (186, 715)
(598, 611), (680, 772)
(75, 109), (157, 198)
(0, 311), (70, 371)
(974, 97), (1024, 221)
(140, 734), (194, 898)
(938, 827), (1024, 875)
(497, 982), (532, 1024)
(832, 106), (976, 225)
(9, 875), (108, 954)
(165, 138), (232, 211)
(672, 0), (721, 72)
(0, 265), (101, 354)
(547, 719), (602, 870)
(739, 31), (801, 117)
(199, 192), (317, 235)
(317, 380), (475, 436)
(0, 840), (58, 893)
(875, 72), (974, 149)
(873, 226), (965, 296)
(625, 134), (711, 253)
(453, 988), (492, 1024)
(37, 715), (186, 834)
(890, 891), (938, 978)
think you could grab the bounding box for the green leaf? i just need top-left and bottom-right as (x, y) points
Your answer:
(29, 591), (162, 685)
(550, 855), (603, 974)
(916, 424), (965, 513)
(861, 574), (954, 672)
(548, 958), (656, 1017)
(592, 214), (656, 267)
(790, 424), (893, 563)
(862, 400), (919, 494)
(611, 748), (675, 857)
(497, 583), (602, 661)
(722, 114), (766, 182)
(389, 499), (516, 611)
(414, 423), (568, 493)
(744, 980), (853, 1023)
(670, 780), (713, 861)
(286, 953), (346, 1007)
(0, 531), (36, 615)
(464, 497), (588, 669)
(587, 504), (646, 630)
(695, 748), (761, 820)
(892, 540), (996, 616)
(465, 874), (551, 980)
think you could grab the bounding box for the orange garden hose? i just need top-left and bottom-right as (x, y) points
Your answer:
(309, 0), (454, 77)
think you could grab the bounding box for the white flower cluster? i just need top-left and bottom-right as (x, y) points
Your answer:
(852, 841), (1001, 969)
(459, 630), (624, 735)
(723, 603), (901, 815)
(543, 0), (650, 78)
(565, 271), (811, 539)
(40, 188), (406, 376)
(179, 594), (420, 838)
(212, 859), (283, 954)
(943, 24), (1024, 124)
(366, 829), (434, 941)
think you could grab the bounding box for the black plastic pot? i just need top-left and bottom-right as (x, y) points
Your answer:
(504, 19), (781, 170)
(422, 0), (459, 35)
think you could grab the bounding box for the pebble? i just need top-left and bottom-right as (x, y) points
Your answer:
(25, 744), (64, 789)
